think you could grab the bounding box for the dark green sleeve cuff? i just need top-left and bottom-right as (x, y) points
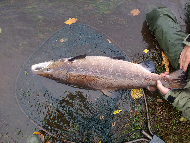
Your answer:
(164, 83), (190, 120)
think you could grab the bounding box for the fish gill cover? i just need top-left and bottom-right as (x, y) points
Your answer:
(15, 24), (147, 142)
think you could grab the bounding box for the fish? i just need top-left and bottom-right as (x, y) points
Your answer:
(31, 55), (187, 98)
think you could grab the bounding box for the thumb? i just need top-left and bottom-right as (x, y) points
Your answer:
(157, 80), (170, 95)
(157, 80), (162, 88)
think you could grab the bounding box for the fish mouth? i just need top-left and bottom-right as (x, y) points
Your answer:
(31, 61), (53, 74)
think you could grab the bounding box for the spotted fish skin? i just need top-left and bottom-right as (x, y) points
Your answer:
(31, 56), (187, 96)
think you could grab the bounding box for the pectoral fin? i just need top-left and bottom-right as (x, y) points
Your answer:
(147, 86), (157, 92)
(101, 89), (120, 98)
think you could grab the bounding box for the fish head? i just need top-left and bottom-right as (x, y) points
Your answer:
(31, 59), (69, 79)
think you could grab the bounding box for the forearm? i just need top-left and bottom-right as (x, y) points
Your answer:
(164, 81), (190, 120)
(146, 7), (188, 70)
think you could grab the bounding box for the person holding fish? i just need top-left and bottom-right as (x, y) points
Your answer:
(146, 4), (190, 120)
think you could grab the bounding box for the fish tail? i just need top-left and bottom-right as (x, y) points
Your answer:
(162, 69), (187, 89)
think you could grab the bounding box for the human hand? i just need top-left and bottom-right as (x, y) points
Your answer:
(179, 45), (190, 72)
(157, 72), (170, 95)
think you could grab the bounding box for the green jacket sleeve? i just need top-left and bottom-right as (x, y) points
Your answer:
(164, 81), (190, 120)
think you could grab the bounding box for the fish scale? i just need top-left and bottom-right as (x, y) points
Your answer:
(31, 56), (187, 97)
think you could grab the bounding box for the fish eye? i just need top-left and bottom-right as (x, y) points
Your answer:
(46, 68), (51, 71)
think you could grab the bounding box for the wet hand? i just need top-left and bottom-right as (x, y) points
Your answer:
(157, 72), (170, 95)
(179, 45), (190, 72)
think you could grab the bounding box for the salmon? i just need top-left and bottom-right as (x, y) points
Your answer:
(31, 55), (187, 97)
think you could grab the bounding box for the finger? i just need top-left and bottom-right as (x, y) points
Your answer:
(180, 54), (185, 69)
(157, 80), (162, 85)
(179, 48), (185, 69)
(157, 80), (163, 89)
(164, 72), (169, 75)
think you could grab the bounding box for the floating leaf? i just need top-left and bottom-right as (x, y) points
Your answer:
(64, 18), (77, 25)
(131, 89), (143, 99)
(17, 130), (21, 135)
(143, 49), (149, 53)
(60, 38), (68, 43)
(131, 9), (140, 16)
(107, 39), (112, 43)
(25, 71), (28, 75)
(162, 52), (169, 72)
(113, 110), (122, 114)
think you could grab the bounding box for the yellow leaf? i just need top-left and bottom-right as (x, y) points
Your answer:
(64, 18), (77, 25)
(131, 9), (140, 16)
(180, 117), (188, 122)
(131, 89), (143, 99)
(113, 110), (122, 114)
(162, 52), (169, 72)
(99, 141), (101, 143)
(33, 132), (41, 135)
(143, 49), (149, 53)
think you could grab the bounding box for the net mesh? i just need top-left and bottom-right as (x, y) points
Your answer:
(16, 24), (148, 142)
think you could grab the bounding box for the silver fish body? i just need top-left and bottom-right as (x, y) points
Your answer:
(31, 56), (187, 96)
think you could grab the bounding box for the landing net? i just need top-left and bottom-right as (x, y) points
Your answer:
(15, 24), (148, 142)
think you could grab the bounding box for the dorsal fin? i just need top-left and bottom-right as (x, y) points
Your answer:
(68, 54), (87, 62)
(111, 56), (125, 60)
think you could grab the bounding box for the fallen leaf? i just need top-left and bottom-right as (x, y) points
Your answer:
(64, 18), (77, 25)
(113, 110), (122, 114)
(99, 141), (101, 143)
(180, 117), (188, 122)
(157, 99), (163, 102)
(131, 89), (143, 99)
(162, 52), (169, 72)
(143, 49), (149, 53)
(131, 9), (140, 16)
(160, 61), (165, 67)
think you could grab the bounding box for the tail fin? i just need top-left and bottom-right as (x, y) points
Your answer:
(163, 69), (187, 89)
